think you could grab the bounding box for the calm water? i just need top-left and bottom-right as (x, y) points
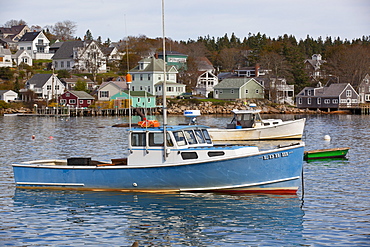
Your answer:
(0, 114), (369, 246)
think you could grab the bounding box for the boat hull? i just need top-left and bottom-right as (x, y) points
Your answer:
(12, 145), (304, 194)
(208, 118), (305, 141)
(304, 147), (349, 160)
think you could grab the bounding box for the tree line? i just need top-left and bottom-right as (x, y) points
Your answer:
(2, 19), (370, 94)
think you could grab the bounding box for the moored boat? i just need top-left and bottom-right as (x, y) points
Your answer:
(304, 147), (349, 160)
(12, 125), (305, 194)
(208, 109), (306, 141)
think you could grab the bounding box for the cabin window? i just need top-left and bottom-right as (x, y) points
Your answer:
(149, 132), (173, 147)
(264, 122), (270, 126)
(202, 129), (212, 144)
(184, 130), (197, 144)
(131, 133), (146, 146)
(173, 131), (187, 146)
(181, 152), (198, 160)
(194, 129), (206, 143)
(208, 151), (225, 157)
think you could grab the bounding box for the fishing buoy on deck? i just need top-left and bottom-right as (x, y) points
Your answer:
(324, 135), (331, 141)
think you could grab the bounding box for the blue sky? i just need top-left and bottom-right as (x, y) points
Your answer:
(2, 0), (369, 42)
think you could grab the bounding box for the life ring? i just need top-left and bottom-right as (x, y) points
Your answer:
(138, 120), (160, 127)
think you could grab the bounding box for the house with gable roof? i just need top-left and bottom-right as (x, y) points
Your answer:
(17, 31), (53, 59)
(12, 49), (33, 66)
(214, 78), (264, 100)
(0, 25), (30, 42)
(19, 73), (65, 101)
(304, 54), (326, 79)
(296, 83), (359, 111)
(0, 90), (18, 102)
(0, 47), (12, 67)
(129, 56), (185, 97)
(96, 79), (128, 101)
(357, 74), (370, 104)
(59, 90), (95, 108)
(194, 57), (219, 97)
(52, 40), (84, 71)
(52, 40), (107, 74)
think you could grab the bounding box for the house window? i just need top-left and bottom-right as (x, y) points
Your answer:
(308, 98), (311, 105)
(245, 89), (249, 94)
(148, 98), (151, 103)
(67, 61), (70, 68)
(255, 89), (259, 94)
(317, 98), (321, 104)
(140, 74), (143, 80)
(27, 47), (31, 50)
(61, 61), (64, 68)
(148, 74), (151, 80)
(307, 90), (311, 96)
(215, 90), (219, 95)
(220, 90), (223, 94)
(69, 99), (76, 104)
(167, 87), (173, 92)
(158, 76), (161, 80)
(131, 86), (135, 91)
(298, 97), (302, 104)
(55, 85), (59, 90)
(47, 85), (51, 90)
(79, 100), (83, 104)
(231, 89), (234, 94)
(54, 62), (58, 68)
(137, 98), (140, 103)
(346, 90), (352, 97)
(324, 99), (330, 104)
(100, 91), (109, 98)
(87, 100), (91, 104)
(147, 86), (150, 92)
(365, 95), (370, 101)
(140, 86), (143, 91)
(60, 99), (66, 104)
(333, 99), (338, 104)
(66, 93), (70, 97)
(132, 75), (135, 81)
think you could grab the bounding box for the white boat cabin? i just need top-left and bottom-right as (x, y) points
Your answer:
(227, 109), (283, 129)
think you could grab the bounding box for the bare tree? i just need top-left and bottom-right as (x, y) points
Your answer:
(52, 20), (77, 41)
(4, 19), (27, 27)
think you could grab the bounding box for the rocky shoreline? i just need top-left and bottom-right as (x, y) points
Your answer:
(2, 99), (349, 116)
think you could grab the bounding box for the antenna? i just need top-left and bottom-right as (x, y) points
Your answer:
(162, 0), (168, 160)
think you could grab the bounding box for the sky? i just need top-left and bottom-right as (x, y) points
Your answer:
(2, 0), (369, 43)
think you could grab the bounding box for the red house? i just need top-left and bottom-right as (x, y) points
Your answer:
(59, 90), (95, 108)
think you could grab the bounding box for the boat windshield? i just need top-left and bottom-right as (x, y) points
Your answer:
(173, 131), (187, 146)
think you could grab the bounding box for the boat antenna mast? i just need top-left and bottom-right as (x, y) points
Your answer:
(162, 0), (168, 160)
(125, 14), (133, 153)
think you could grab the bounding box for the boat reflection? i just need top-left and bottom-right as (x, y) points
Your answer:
(13, 189), (306, 246)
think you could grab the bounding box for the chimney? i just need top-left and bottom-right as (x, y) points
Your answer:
(255, 64), (260, 77)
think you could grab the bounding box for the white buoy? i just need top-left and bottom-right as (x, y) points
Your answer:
(324, 135), (331, 141)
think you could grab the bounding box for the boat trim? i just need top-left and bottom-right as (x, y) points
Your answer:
(16, 182), (85, 186)
(180, 176), (300, 191)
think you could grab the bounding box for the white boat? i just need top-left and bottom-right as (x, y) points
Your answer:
(208, 109), (306, 141)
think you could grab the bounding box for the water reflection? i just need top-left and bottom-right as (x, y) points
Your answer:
(8, 189), (305, 246)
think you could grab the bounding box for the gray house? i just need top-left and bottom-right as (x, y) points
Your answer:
(357, 74), (370, 103)
(296, 83), (359, 111)
(214, 78), (264, 100)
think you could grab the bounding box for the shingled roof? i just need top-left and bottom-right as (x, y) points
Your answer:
(18, 31), (41, 42)
(52, 40), (84, 59)
(27, 74), (53, 88)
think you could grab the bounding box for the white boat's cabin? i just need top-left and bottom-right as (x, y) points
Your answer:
(228, 109), (263, 128)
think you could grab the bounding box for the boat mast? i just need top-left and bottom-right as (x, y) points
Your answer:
(162, 0), (168, 160)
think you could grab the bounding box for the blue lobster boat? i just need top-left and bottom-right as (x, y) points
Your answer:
(12, 125), (304, 194)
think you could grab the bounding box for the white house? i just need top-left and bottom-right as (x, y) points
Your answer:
(17, 31), (53, 59)
(0, 47), (12, 67)
(20, 73), (65, 101)
(194, 57), (219, 97)
(52, 40), (107, 74)
(0, 90), (18, 102)
(12, 49), (33, 66)
(129, 56), (185, 97)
